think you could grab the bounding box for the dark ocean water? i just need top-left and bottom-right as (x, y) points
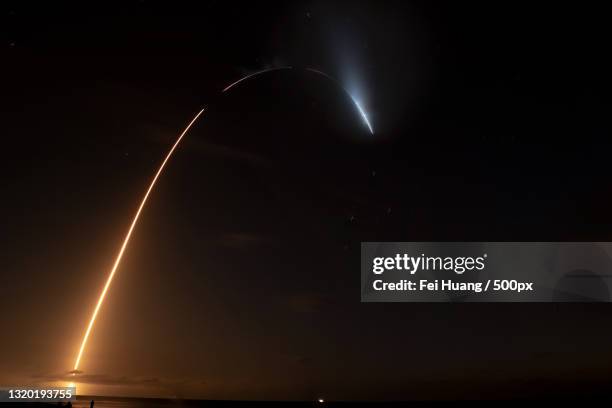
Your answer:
(8, 396), (612, 408)
(71, 398), (322, 408)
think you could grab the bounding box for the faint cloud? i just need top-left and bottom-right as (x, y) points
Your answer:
(295, 356), (312, 366)
(184, 138), (271, 167)
(30, 372), (210, 398)
(32, 372), (161, 387)
(144, 123), (271, 167)
(287, 293), (334, 313)
(220, 232), (270, 249)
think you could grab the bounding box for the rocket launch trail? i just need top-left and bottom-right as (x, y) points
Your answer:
(306, 68), (374, 135)
(222, 66), (293, 93)
(72, 108), (206, 371)
(222, 66), (374, 133)
(73, 67), (374, 373)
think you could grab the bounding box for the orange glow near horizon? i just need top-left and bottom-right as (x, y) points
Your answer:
(73, 108), (207, 371)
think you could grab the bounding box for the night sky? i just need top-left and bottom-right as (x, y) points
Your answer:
(3, 0), (612, 401)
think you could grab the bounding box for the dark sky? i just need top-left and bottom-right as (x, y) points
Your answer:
(2, 0), (612, 401)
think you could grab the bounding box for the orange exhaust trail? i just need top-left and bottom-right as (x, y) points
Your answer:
(73, 108), (206, 371)
(73, 67), (289, 373)
(72, 66), (373, 374)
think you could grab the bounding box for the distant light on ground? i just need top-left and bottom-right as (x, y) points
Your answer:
(318, 398), (325, 403)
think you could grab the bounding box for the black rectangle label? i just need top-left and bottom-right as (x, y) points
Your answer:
(361, 242), (612, 302)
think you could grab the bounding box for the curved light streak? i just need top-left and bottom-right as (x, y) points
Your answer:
(223, 66), (373, 133)
(353, 101), (374, 134)
(73, 108), (206, 371)
(73, 66), (374, 373)
(74, 68), (293, 372)
(222, 66), (293, 93)
(306, 67), (374, 134)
